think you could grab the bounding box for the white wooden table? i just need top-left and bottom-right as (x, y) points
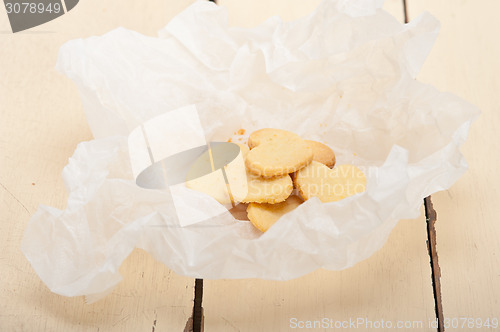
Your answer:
(1, 1), (498, 331)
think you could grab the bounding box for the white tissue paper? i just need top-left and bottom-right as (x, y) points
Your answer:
(22, 0), (478, 302)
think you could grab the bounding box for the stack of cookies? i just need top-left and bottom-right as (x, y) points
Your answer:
(188, 128), (366, 233)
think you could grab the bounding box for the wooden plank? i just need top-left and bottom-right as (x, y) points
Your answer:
(408, 0), (500, 326)
(0, 1), (197, 331)
(202, 1), (437, 331)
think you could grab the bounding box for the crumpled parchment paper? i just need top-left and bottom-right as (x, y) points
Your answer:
(22, 0), (479, 302)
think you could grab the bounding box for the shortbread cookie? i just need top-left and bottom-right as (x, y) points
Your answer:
(230, 143), (293, 203)
(305, 140), (336, 167)
(241, 173), (293, 204)
(246, 129), (313, 177)
(295, 161), (366, 202)
(187, 142), (291, 205)
(247, 195), (304, 232)
(248, 128), (297, 149)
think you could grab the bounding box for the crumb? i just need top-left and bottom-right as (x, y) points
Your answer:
(31, 183), (35, 185)
(236, 129), (245, 135)
(227, 138), (232, 142)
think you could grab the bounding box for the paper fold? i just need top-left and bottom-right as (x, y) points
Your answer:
(24, 0), (478, 302)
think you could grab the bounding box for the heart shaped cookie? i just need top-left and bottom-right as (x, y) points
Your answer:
(247, 195), (304, 232)
(187, 143), (293, 205)
(295, 161), (366, 202)
(229, 143), (293, 203)
(246, 128), (313, 177)
(240, 173), (293, 204)
(248, 128), (295, 148)
(305, 140), (336, 167)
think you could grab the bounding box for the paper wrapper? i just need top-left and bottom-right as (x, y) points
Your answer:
(22, 0), (479, 302)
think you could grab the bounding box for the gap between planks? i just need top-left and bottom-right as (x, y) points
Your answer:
(425, 196), (445, 331)
(187, 2), (215, 330)
(403, 1), (444, 330)
(184, 279), (204, 332)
